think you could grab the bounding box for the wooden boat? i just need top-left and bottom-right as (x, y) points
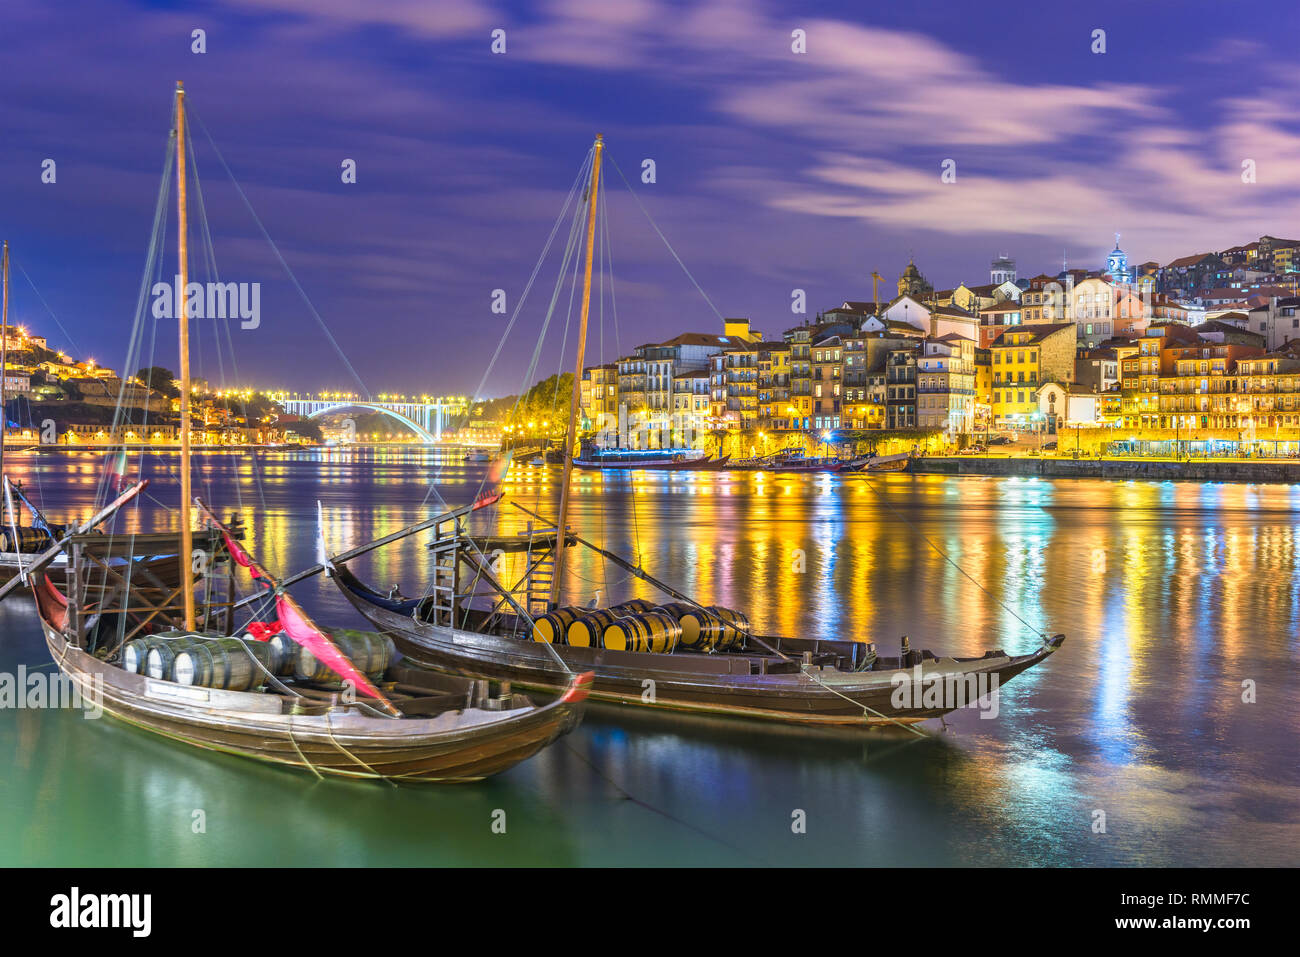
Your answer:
(27, 521), (589, 783)
(573, 450), (728, 471)
(852, 452), (911, 473)
(4, 83), (589, 782)
(328, 134), (1065, 730)
(335, 558), (1062, 727)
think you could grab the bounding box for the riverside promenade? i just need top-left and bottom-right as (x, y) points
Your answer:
(908, 454), (1300, 483)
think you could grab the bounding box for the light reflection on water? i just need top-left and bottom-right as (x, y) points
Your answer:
(0, 448), (1297, 866)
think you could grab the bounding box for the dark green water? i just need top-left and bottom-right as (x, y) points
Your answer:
(2, 448), (1297, 866)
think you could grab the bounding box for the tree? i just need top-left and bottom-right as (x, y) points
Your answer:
(134, 366), (180, 398)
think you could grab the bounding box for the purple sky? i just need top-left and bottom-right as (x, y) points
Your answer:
(2, 0), (1299, 398)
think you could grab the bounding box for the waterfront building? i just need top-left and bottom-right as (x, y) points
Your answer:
(1075, 346), (1120, 394)
(1236, 340), (1300, 431)
(884, 345), (919, 430)
(1036, 382), (1101, 433)
(989, 322), (1077, 429)
(580, 363), (619, 443)
(1120, 323), (1199, 430)
(811, 336), (843, 430)
(1158, 339), (1264, 431)
(709, 338), (762, 433)
(784, 325), (814, 430)
(671, 369), (712, 445)
(917, 334), (976, 435)
(757, 343), (793, 431)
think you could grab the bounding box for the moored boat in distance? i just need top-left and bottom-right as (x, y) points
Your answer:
(573, 447), (728, 471)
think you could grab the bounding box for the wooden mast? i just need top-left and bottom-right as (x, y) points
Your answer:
(0, 241), (8, 492)
(549, 134), (602, 609)
(176, 81), (196, 631)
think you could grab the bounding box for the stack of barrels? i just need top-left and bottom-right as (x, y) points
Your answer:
(531, 599), (749, 655)
(121, 628), (394, 691)
(124, 635), (279, 692)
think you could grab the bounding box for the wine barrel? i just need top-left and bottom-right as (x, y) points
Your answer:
(175, 639), (275, 691)
(173, 642), (218, 688)
(531, 606), (583, 644)
(121, 639), (151, 675)
(331, 629), (394, 677)
(144, 637), (198, 681)
(608, 598), (654, 616)
(566, 608), (620, 648)
(602, 611), (681, 653)
(1, 527), (49, 553)
(267, 632), (298, 676)
(678, 606), (750, 652)
(653, 602), (696, 626)
(294, 630), (394, 683)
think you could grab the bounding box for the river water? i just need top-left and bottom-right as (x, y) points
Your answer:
(1, 448), (1296, 866)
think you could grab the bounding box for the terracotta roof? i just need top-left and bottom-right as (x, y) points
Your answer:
(979, 301), (1023, 313)
(1166, 253), (1218, 269)
(655, 332), (731, 348)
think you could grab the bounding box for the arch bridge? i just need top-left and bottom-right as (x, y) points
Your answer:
(274, 394), (468, 443)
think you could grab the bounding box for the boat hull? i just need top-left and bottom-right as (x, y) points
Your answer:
(39, 622), (585, 782)
(335, 566), (1063, 729)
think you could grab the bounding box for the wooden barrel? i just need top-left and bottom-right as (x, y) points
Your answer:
(531, 606), (583, 644)
(144, 637), (198, 681)
(176, 639), (275, 691)
(144, 637), (200, 681)
(120, 639), (151, 675)
(678, 606), (750, 651)
(608, 599), (654, 616)
(704, 606), (750, 651)
(293, 630), (394, 683)
(1, 527), (49, 553)
(267, 632), (298, 676)
(653, 602), (696, 627)
(331, 630), (394, 677)
(566, 608), (620, 648)
(602, 611), (681, 653)
(173, 643), (217, 688)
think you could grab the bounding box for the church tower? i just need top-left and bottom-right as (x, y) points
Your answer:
(897, 258), (932, 299)
(1105, 234), (1131, 283)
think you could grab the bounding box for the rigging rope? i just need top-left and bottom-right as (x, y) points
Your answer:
(189, 106), (370, 400)
(608, 154), (725, 323)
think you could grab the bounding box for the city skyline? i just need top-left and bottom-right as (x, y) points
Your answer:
(2, 0), (1299, 396)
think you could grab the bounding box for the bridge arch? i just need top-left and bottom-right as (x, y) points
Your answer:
(304, 403), (438, 443)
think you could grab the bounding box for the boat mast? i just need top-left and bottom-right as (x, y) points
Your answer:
(175, 82), (196, 631)
(549, 134), (602, 609)
(0, 240), (8, 494)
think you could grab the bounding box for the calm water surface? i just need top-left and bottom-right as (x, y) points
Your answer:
(1, 448), (1297, 866)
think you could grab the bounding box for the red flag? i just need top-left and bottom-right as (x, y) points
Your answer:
(275, 594), (391, 705)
